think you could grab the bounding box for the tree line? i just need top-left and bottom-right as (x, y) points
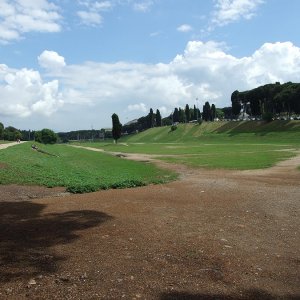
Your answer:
(0, 124), (58, 144)
(122, 102), (228, 135)
(231, 82), (300, 118)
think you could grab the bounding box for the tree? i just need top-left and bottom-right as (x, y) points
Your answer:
(193, 105), (198, 120)
(35, 128), (57, 144)
(216, 108), (225, 119)
(148, 108), (154, 128)
(231, 90), (241, 117)
(0, 122), (4, 139)
(3, 126), (22, 141)
(211, 104), (216, 121)
(173, 108), (179, 123)
(156, 109), (162, 127)
(185, 104), (190, 122)
(112, 113), (122, 143)
(202, 102), (211, 121)
(179, 108), (185, 123)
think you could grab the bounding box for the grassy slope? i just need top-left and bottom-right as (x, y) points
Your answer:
(122, 120), (300, 144)
(0, 143), (176, 192)
(77, 121), (300, 170)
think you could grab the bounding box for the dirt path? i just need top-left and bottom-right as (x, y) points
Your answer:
(0, 146), (300, 299)
(0, 141), (26, 150)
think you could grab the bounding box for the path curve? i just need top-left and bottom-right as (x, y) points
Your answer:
(0, 141), (26, 150)
(69, 144), (300, 184)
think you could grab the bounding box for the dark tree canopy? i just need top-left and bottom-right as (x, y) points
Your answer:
(156, 109), (162, 127)
(173, 108), (179, 123)
(0, 122), (4, 139)
(185, 104), (190, 122)
(35, 128), (57, 144)
(202, 102), (212, 121)
(148, 108), (154, 128)
(3, 126), (22, 141)
(231, 82), (300, 117)
(211, 104), (216, 121)
(112, 113), (122, 143)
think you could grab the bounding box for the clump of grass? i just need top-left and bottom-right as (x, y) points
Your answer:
(111, 179), (146, 189)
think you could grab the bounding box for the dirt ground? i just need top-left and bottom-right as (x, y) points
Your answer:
(0, 143), (300, 299)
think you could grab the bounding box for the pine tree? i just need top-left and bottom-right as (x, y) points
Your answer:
(156, 109), (162, 127)
(112, 113), (122, 143)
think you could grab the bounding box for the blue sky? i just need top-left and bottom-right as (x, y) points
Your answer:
(1, 0), (300, 131)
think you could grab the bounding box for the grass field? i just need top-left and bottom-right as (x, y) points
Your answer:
(0, 143), (176, 193)
(74, 121), (300, 170)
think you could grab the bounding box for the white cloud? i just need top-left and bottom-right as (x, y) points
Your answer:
(38, 50), (66, 71)
(0, 0), (61, 43)
(177, 24), (193, 33)
(133, 1), (153, 12)
(77, 10), (102, 26)
(211, 0), (264, 27)
(0, 66), (63, 118)
(127, 103), (147, 112)
(77, 1), (112, 26)
(1, 41), (300, 130)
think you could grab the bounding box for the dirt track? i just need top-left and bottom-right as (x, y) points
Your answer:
(0, 144), (300, 299)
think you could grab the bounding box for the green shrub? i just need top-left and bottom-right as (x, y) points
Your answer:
(262, 112), (274, 122)
(170, 125), (177, 132)
(111, 179), (146, 189)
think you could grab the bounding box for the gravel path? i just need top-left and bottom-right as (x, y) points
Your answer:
(0, 145), (299, 299)
(0, 141), (26, 150)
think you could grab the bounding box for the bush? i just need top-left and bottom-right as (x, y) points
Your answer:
(170, 125), (177, 132)
(262, 112), (274, 123)
(111, 179), (146, 189)
(66, 180), (145, 193)
(35, 128), (58, 144)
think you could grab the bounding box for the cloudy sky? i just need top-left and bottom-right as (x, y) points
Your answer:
(1, 0), (300, 131)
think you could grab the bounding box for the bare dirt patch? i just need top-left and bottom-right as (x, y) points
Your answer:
(0, 150), (299, 299)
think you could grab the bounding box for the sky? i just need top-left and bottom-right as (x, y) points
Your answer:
(1, 0), (300, 131)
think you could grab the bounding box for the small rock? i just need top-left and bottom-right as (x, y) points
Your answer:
(28, 279), (36, 285)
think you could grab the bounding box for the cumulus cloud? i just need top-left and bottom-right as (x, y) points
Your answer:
(0, 0), (61, 43)
(0, 66), (63, 118)
(177, 24), (193, 33)
(211, 0), (264, 28)
(77, 1), (112, 26)
(38, 50), (66, 71)
(1, 41), (300, 130)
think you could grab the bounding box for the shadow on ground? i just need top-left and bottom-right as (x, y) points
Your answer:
(0, 201), (112, 282)
(160, 289), (300, 300)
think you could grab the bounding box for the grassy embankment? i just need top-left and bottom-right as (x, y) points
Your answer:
(75, 120), (300, 170)
(0, 143), (176, 193)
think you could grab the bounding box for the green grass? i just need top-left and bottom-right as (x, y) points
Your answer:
(73, 121), (300, 170)
(159, 150), (295, 170)
(0, 143), (176, 192)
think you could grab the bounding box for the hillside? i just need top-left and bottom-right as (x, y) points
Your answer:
(122, 120), (300, 144)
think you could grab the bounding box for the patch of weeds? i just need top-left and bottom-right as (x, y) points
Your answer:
(111, 179), (146, 189)
(66, 184), (100, 194)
